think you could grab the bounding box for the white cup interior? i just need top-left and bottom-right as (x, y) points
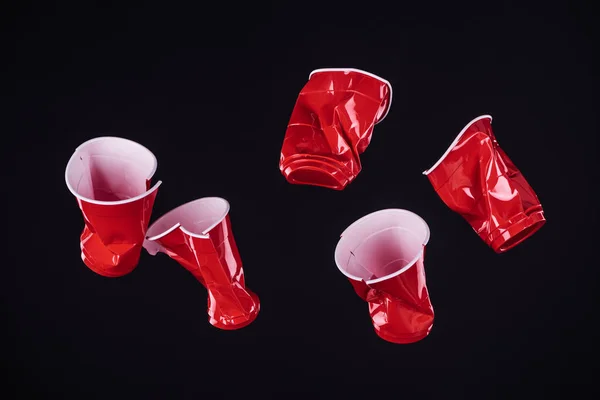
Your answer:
(66, 137), (157, 202)
(334, 209), (430, 282)
(146, 197), (230, 240)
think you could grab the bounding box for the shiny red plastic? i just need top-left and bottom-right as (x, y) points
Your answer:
(144, 197), (260, 330)
(279, 68), (393, 190)
(423, 115), (546, 253)
(334, 209), (434, 344)
(65, 137), (162, 277)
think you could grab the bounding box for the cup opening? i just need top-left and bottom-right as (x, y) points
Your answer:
(66, 137), (157, 203)
(335, 209), (430, 283)
(146, 197), (230, 240)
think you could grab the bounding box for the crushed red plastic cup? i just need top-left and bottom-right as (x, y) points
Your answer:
(423, 115), (546, 253)
(334, 209), (434, 344)
(144, 197), (260, 330)
(65, 137), (162, 277)
(279, 68), (392, 190)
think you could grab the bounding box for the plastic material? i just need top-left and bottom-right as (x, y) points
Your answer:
(423, 115), (546, 253)
(144, 197), (260, 330)
(334, 209), (434, 344)
(279, 68), (392, 190)
(65, 137), (162, 277)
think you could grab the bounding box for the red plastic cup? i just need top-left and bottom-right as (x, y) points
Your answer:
(144, 197), (260, 330)
(279, 68), (392, 190)
(65, 137), (162, 277)
(423, 115), (546, 253)
(334, 209), (434, 344)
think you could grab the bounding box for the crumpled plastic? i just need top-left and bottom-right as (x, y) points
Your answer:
(65, 137), (162, 277)
(423, 115), (546, 253)
(279, 68), (392, 190)
(334, 209), (434, 344)
(144, 197), (260, 330)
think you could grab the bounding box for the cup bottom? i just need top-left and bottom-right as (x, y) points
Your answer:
(280, 156), (356, 190)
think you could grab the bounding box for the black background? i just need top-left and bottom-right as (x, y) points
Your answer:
(3, 0), (598, 398)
